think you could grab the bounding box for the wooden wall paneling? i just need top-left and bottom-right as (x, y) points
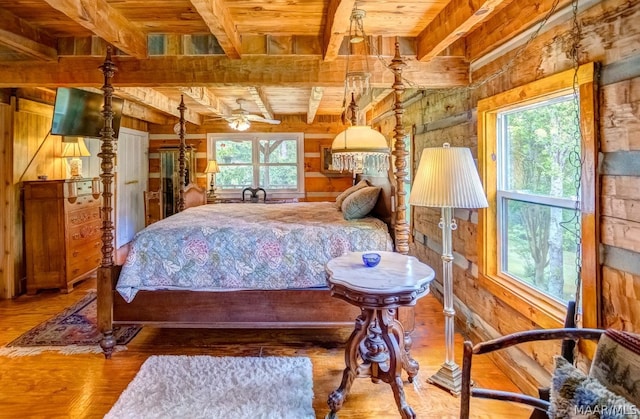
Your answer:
(602, 266), (640, 331)
(120, 115), (148, 133)
(601, 175), (640, 223)
(601, 217), (640, 253)
(599, 71), (640, 340)
(0, 103), (13, 298)
(601, 78), (640, 152)
(14, 99), (64, 182)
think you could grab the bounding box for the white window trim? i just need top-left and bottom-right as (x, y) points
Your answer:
(207, 132), (305, 199)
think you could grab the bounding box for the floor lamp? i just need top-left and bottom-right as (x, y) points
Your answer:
(409, 143), (488, 395)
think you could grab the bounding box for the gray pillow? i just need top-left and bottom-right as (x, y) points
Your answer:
(341, 186), (381, 220)
(334, 179), (370, 210)
(549, 356), (640, 418)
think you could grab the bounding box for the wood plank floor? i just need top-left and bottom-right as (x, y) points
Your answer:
(0, 277), (533, 418)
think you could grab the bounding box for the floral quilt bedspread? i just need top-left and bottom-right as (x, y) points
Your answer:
(116, 202), (393, 302)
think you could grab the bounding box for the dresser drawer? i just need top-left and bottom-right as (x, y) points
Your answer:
(67, 221), (102, 249)
(66, 250), (101, 281)
(68, 238), (102, 259)
(67, 204), (101, 227)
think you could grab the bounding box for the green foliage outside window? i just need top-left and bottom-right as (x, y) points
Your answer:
(214, 137), (299, 191)
(499, 96), (580, 302)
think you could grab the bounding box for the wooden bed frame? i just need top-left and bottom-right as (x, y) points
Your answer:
(97, 45), (411, 357)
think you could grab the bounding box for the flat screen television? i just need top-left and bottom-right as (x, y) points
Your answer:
(51, 87), (124, 138)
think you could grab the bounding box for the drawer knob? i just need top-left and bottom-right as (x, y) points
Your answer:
(72, 250), (79, 257)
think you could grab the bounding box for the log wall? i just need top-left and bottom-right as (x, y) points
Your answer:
(374, 0), (640, 395)
(147, 117), (353, 202)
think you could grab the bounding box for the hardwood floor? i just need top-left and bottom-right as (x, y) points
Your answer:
(0, 277), (533, 418)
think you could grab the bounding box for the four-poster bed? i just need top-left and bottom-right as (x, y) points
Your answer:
(97, 45), (410, 357)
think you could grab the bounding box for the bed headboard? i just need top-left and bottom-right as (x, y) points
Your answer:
(356, 173), (396, 236)
(183, 183), (206, 209)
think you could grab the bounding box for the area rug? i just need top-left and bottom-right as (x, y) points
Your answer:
(0, 292), (141, 357)
(105, 356), (315, 419)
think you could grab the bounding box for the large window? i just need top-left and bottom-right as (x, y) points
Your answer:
(207, 133), (305, 197)
(477, 63), (598, 329)
(497, 96), (579, 303)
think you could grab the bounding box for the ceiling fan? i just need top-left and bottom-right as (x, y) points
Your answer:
(208, 99), (281, 131)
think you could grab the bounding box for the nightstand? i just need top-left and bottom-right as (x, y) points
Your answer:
(325, 251), (435, 418)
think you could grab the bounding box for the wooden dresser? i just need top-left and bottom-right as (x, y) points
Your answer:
(23, 179), (102, 294)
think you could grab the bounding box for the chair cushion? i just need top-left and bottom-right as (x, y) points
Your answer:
(341, 186), (381, 220)
(334, 179), (369, 210)
(589, 329), (640, 407)
(549, 356), (639, 418)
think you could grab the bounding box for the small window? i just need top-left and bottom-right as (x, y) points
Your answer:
(208, 133), (305, 198)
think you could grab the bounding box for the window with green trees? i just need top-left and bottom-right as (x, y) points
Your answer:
(477, 63), (598, 330)
(497, 95), (579, 303)
(208, 133), (304, 195)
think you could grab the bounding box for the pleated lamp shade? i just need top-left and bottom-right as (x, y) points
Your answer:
(61, 137), (91, 157)
(205, 160), (220, 173)
(409, 143), (488, 209)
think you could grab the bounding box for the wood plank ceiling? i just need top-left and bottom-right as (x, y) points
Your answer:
(0, 0), (558, 126)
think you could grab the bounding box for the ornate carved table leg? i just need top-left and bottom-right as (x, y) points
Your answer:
(328, 312), (370, 416)
(377, 309), (417, 418)
(389, 310), (420, 382)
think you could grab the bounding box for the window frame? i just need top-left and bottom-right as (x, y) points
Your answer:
(477, 63), (599, 330)
(207, 132), (305, 199)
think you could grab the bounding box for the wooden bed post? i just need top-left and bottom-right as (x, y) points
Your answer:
(177, 95), (186, 212)
(389, 41), (417, 347)
(98, 46), (117, 358)
(389, 41), (408, 255)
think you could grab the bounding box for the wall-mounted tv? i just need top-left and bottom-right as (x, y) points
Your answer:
(51, 87), (124, 138)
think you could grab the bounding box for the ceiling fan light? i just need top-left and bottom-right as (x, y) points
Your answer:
(229, 118), (250, 131)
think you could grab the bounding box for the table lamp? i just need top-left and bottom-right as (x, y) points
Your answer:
(409, 143), (488, 395)
(205, 160), (220, 197)
(61, 137), (91, 179)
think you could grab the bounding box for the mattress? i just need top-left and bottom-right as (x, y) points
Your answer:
(116, 202), (393, 302)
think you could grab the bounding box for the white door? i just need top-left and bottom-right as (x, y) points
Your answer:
(115, 128), (149, 248)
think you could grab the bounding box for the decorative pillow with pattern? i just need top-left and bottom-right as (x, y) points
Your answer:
(342, 186), (381, 220)
(549, 356), (640, 419)
(334, 179), (370, 210)
(589, 329), (640, 407)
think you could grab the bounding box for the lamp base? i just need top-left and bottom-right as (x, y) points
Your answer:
(427, 362), (462, 396)
(68, 158), (84, 179)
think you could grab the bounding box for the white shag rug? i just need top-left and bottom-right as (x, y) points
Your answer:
(105, 355), (315, 419)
